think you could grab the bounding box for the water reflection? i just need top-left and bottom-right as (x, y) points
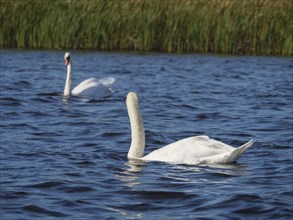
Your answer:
(125, 159), (146, 172)
(116, 159), (146, 188)
(118, 158), (248, 188)
(174, 163), (249, 179)
(62, 95), (70, 105)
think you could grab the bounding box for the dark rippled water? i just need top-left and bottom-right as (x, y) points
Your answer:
(1, 50), (292, 219)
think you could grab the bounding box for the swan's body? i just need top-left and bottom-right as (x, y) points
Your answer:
(126, 92), (254, 165)
(63, 52), (115, 98)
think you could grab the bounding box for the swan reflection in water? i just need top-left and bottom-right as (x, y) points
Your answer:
(118, 161), (248, 192)
(117, 159), (146, 188)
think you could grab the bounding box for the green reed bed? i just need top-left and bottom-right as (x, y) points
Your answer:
(1, 0), (292, 55)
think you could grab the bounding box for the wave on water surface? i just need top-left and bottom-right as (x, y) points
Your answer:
(0, 50), (292, 219)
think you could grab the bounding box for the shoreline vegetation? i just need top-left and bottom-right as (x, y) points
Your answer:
(1, 0), (292, 56)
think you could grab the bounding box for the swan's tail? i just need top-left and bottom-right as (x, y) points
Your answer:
(199, 139), (254, 164)
(226, 139), (254, 163)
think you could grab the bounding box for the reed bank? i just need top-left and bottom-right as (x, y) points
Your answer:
(1, 0), (292, 56)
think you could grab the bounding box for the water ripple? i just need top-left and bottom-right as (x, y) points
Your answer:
(22, 205), (68, 217)
(1, 50), (292, 219)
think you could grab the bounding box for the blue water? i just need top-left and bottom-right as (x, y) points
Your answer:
(0, 50), (292, 219)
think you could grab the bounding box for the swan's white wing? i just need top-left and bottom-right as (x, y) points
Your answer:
(72, 78), (99, 94)
(142, 136), (240, 164)
(72, 77), (113, 98)
(99, 77), (115, 86)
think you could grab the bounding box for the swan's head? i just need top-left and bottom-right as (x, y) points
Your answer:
(126, 92), (139, 109)
(64, 52), (70, 66)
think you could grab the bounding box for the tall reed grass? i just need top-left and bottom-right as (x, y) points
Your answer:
(1, 0), (292, 55)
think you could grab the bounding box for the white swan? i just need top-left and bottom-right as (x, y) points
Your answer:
(63, 52), (115, 98)
(126, 92), (254, 165)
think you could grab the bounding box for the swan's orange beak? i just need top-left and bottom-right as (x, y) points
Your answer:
(65, 57), (69, 66)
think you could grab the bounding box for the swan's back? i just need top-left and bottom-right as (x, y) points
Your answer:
(72, 77), (115, 98)
(142, 136), (253, 164)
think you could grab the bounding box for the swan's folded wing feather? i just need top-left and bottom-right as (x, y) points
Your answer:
(142, 136), (210, 161)
(99, 77), (115, 86)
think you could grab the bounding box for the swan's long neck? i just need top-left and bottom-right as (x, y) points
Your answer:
(126, 92), (145, 159)
(64, 62), (72, 96)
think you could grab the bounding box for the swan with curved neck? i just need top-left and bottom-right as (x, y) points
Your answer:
(126, 92), (254, 165)
(64, 52), (115, 98)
